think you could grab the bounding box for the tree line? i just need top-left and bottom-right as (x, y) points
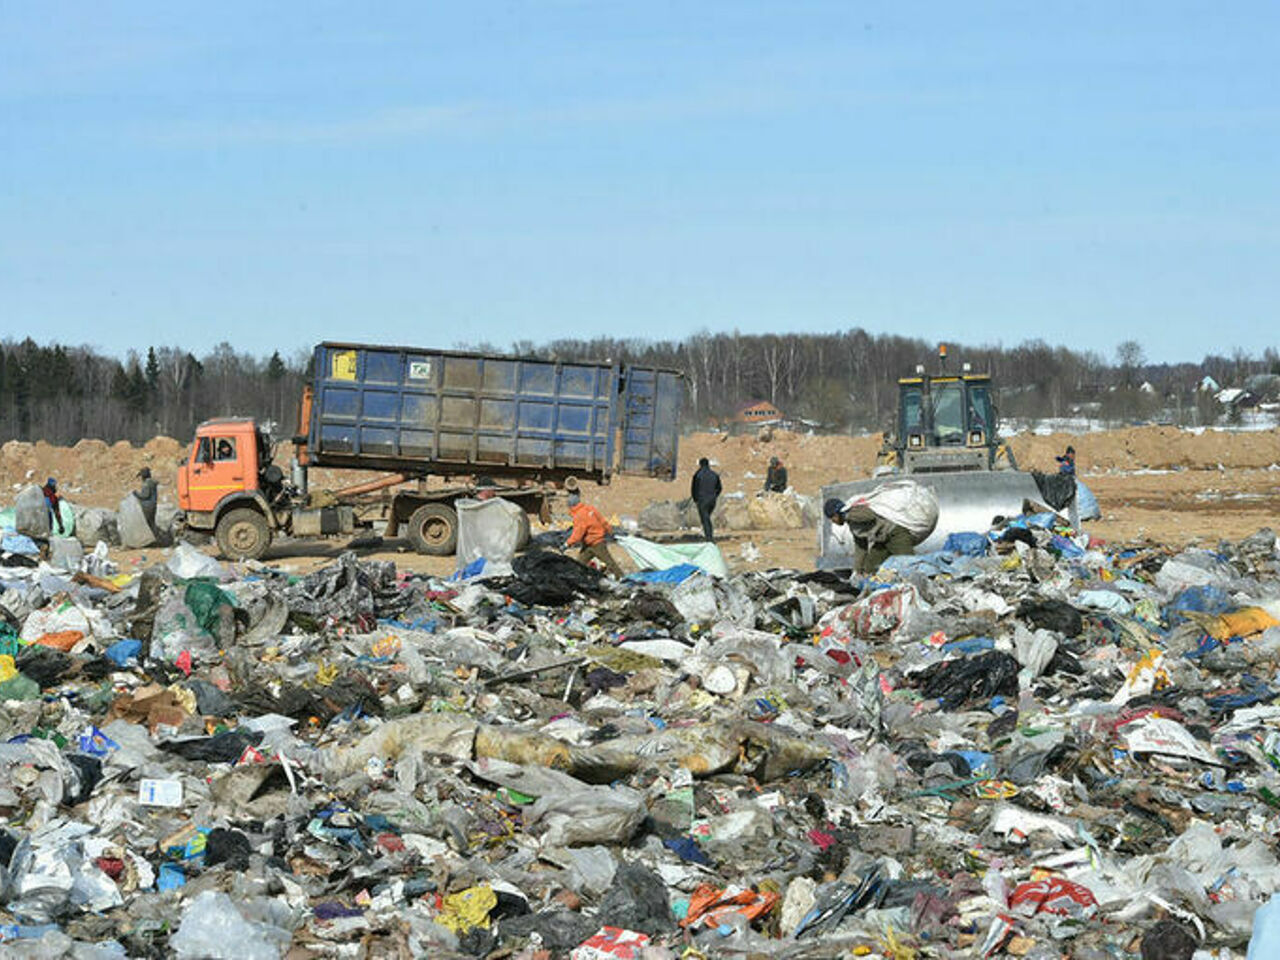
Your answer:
(491, 333), (1280, 432)
(1, 333), (1277, 446)
(0, 339), (308, 446)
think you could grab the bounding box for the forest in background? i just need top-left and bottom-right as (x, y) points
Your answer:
(2, 331), (1277, 446)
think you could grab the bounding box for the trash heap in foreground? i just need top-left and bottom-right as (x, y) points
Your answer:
(1, 519), (1279, 958)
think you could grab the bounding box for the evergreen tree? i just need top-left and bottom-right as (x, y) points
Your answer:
(266, 350), (286, 380)
(145, 347), (160, 396)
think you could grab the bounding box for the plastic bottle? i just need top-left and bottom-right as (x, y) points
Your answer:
(0, 924), (62, 942)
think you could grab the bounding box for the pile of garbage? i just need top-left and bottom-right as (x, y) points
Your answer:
(639, 490), (820, 533)
(2, 483), (177, 554)
(1, 512), (1280, 957)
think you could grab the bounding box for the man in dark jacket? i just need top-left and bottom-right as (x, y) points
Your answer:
(763, 457), (788, 493)
(690, 457), (722, 541)
(134, 467), (159, 531)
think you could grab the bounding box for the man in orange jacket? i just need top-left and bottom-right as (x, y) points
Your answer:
(565, 491), (624, 577)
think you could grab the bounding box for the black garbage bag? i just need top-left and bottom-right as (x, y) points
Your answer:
(497, 911), (597, 954)
(159, 728), (263, 763)
(1140, 919), (1199, 960)
(185, 678), (237, 717)
(205, 827), (253, 870)
(627, 592), (682, 629)
(1017, 598), (1083, 637)
(500, 550), (606, 606)
(596, 863), (674, 936)
(916, 651), (1020, 709)
(15, 646), (73, 687)
(236, 673), (384, 723)
(1032, 470), (1077, 511)
(996, 527), (1037, 548)
(64, 754), (104, 806)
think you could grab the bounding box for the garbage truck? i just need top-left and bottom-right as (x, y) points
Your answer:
(818, 346), (1046, 566)
(176, 341), (685, 560)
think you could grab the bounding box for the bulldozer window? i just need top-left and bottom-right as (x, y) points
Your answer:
(901, 387), (923, 436)
(968, 385), (992, 431)
(931, 382), (965, 444)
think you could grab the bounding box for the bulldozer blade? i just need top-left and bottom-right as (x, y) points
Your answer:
(817, 470), (1047, 569)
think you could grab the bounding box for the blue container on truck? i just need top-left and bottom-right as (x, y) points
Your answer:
(307, 342), (683, 482)
(288, 342), (684, 556)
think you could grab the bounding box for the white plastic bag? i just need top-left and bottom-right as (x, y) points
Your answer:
(117, 494), (157, 548)
(170, 891), (291, 960)
(14, 485), (50, 538)
(168, 541), (225, 580)
(527, 783), (646, 847)
(455, 497), (524, 567)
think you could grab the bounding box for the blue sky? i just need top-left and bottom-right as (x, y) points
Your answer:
(1, 1), (1277, 363)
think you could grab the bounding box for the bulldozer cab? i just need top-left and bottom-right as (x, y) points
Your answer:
(895, 372), (1000, 473)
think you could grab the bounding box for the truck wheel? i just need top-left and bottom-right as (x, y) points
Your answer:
(516, 510), (531, 550)
(406, 503), (458, 556)
(216, 508), (272, 560)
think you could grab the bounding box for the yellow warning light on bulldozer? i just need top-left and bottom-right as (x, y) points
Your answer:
(938, 343), (948, 359)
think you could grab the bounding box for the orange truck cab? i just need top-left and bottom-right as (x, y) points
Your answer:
(177, 418), (282, 558)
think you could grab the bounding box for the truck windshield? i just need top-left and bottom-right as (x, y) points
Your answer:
(931, 382), (965, 444)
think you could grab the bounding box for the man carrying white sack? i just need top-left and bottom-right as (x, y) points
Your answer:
(823, 478), (939, 575)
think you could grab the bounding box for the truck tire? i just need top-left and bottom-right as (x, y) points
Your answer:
(406, 503), (458, 556)
(216, 508), (272, 560)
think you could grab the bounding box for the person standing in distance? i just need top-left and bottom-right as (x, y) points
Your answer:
(763, 456), (788, 493)
(690, 457), (722, 541)
(41, 477), (66, 535)
(134, 467), (159, 535)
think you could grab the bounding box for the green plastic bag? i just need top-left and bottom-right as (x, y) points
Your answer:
(0, 673), (41, 701)
(184, 581), (235, 636)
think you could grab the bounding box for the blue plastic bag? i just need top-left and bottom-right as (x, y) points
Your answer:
(942, 532), (988, 557)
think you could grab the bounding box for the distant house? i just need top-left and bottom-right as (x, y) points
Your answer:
(736, 401), (783, 424)
(1216, 387), (1258, 410)
(1199, 375), (1220, 392)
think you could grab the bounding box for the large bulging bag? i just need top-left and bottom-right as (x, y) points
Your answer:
(842, 479), (939, 545)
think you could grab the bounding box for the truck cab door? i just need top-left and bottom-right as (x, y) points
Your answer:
(188, 435), (247, 511)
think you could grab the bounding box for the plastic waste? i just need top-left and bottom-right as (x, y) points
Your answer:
(169, 890), (292, 959)
(14, 485), (51, 538)
(616, 535), (729, 577)
(1249, 896), (1280, 960)
(168, 541), (226, 579)
(455, 497), (525, 567)
(116, 493), (156, 548)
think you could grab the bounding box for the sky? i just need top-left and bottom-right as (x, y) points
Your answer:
(1, 1), (1277, 364)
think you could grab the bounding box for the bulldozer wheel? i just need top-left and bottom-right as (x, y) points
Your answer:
(406, 503), (458, 556)
(216, 508), (272, 560)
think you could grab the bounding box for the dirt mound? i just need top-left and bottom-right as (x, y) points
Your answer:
(1011, 426), (1280, 472)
